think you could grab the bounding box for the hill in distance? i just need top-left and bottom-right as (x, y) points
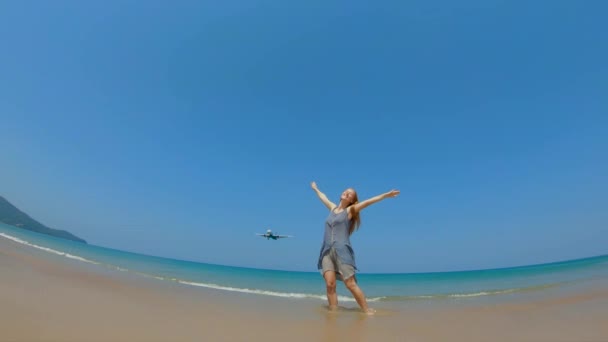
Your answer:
(0, 196), (87, 244)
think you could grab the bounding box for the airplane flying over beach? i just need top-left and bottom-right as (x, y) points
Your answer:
(256, 229), (294, 240)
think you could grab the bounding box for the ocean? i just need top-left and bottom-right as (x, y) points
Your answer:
(2, 222), (606, 308)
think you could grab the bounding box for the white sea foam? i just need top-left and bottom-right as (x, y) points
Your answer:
(0, 232), (100, 265)
(447, 289), (518, 297)
(177, 280), (367, 302)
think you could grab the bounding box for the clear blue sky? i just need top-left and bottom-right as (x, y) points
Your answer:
(1, 1), (606, 273)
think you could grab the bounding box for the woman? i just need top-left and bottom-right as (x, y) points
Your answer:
(311, 181), (400, 315)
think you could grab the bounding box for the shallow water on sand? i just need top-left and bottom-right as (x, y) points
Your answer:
(2, 222), (607, 311)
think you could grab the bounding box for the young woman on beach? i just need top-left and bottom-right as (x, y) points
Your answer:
(310, 181), (400, 315)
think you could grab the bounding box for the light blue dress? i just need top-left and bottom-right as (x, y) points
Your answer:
(317, 208), (357, 270)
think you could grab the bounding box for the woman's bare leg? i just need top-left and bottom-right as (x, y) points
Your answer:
(323, 271), (338, 310)
(344, 276), (375, 315)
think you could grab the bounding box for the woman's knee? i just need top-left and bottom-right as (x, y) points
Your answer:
(324, 278), (337, 292)
(344, 277), (358, 291)
(325, 280), (337, 292)
(323, 271), (337, 290)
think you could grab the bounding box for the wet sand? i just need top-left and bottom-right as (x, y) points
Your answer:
(1, 238), (607, 342)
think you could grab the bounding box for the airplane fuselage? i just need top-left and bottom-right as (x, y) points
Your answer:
(257, 229), (292, 240)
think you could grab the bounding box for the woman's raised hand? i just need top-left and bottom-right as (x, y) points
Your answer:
(384, 189), (400, 198)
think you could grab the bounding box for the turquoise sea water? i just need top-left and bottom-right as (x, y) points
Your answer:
(2, 222), (607, 306)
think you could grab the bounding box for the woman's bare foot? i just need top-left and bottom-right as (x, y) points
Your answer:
(364, 308), (376, 315)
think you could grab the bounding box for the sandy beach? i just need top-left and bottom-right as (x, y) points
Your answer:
(1, 237), (607, 342)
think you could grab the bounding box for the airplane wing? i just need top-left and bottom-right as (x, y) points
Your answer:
(255, 234), (266, 236)
(276, 235), (294, 239)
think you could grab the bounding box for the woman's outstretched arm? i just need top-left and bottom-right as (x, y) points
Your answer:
(351, 189), (400, 213)
(311, 181), (336, 211)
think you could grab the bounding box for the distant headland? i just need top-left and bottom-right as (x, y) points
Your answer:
(0, 196), (87, 243)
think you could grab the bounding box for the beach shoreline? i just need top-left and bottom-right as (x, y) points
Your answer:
(2, 237), (607, 342)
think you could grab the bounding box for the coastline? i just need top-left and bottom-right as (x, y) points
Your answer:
(2, 237), (607, 342)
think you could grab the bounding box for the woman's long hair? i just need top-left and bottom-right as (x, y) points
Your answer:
(348, 191), (361, 236)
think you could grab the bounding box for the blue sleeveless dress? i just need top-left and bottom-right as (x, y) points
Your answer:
(317, 208), (357, 270)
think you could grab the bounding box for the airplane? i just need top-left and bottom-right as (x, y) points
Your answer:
(256, 229), (294, 240)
